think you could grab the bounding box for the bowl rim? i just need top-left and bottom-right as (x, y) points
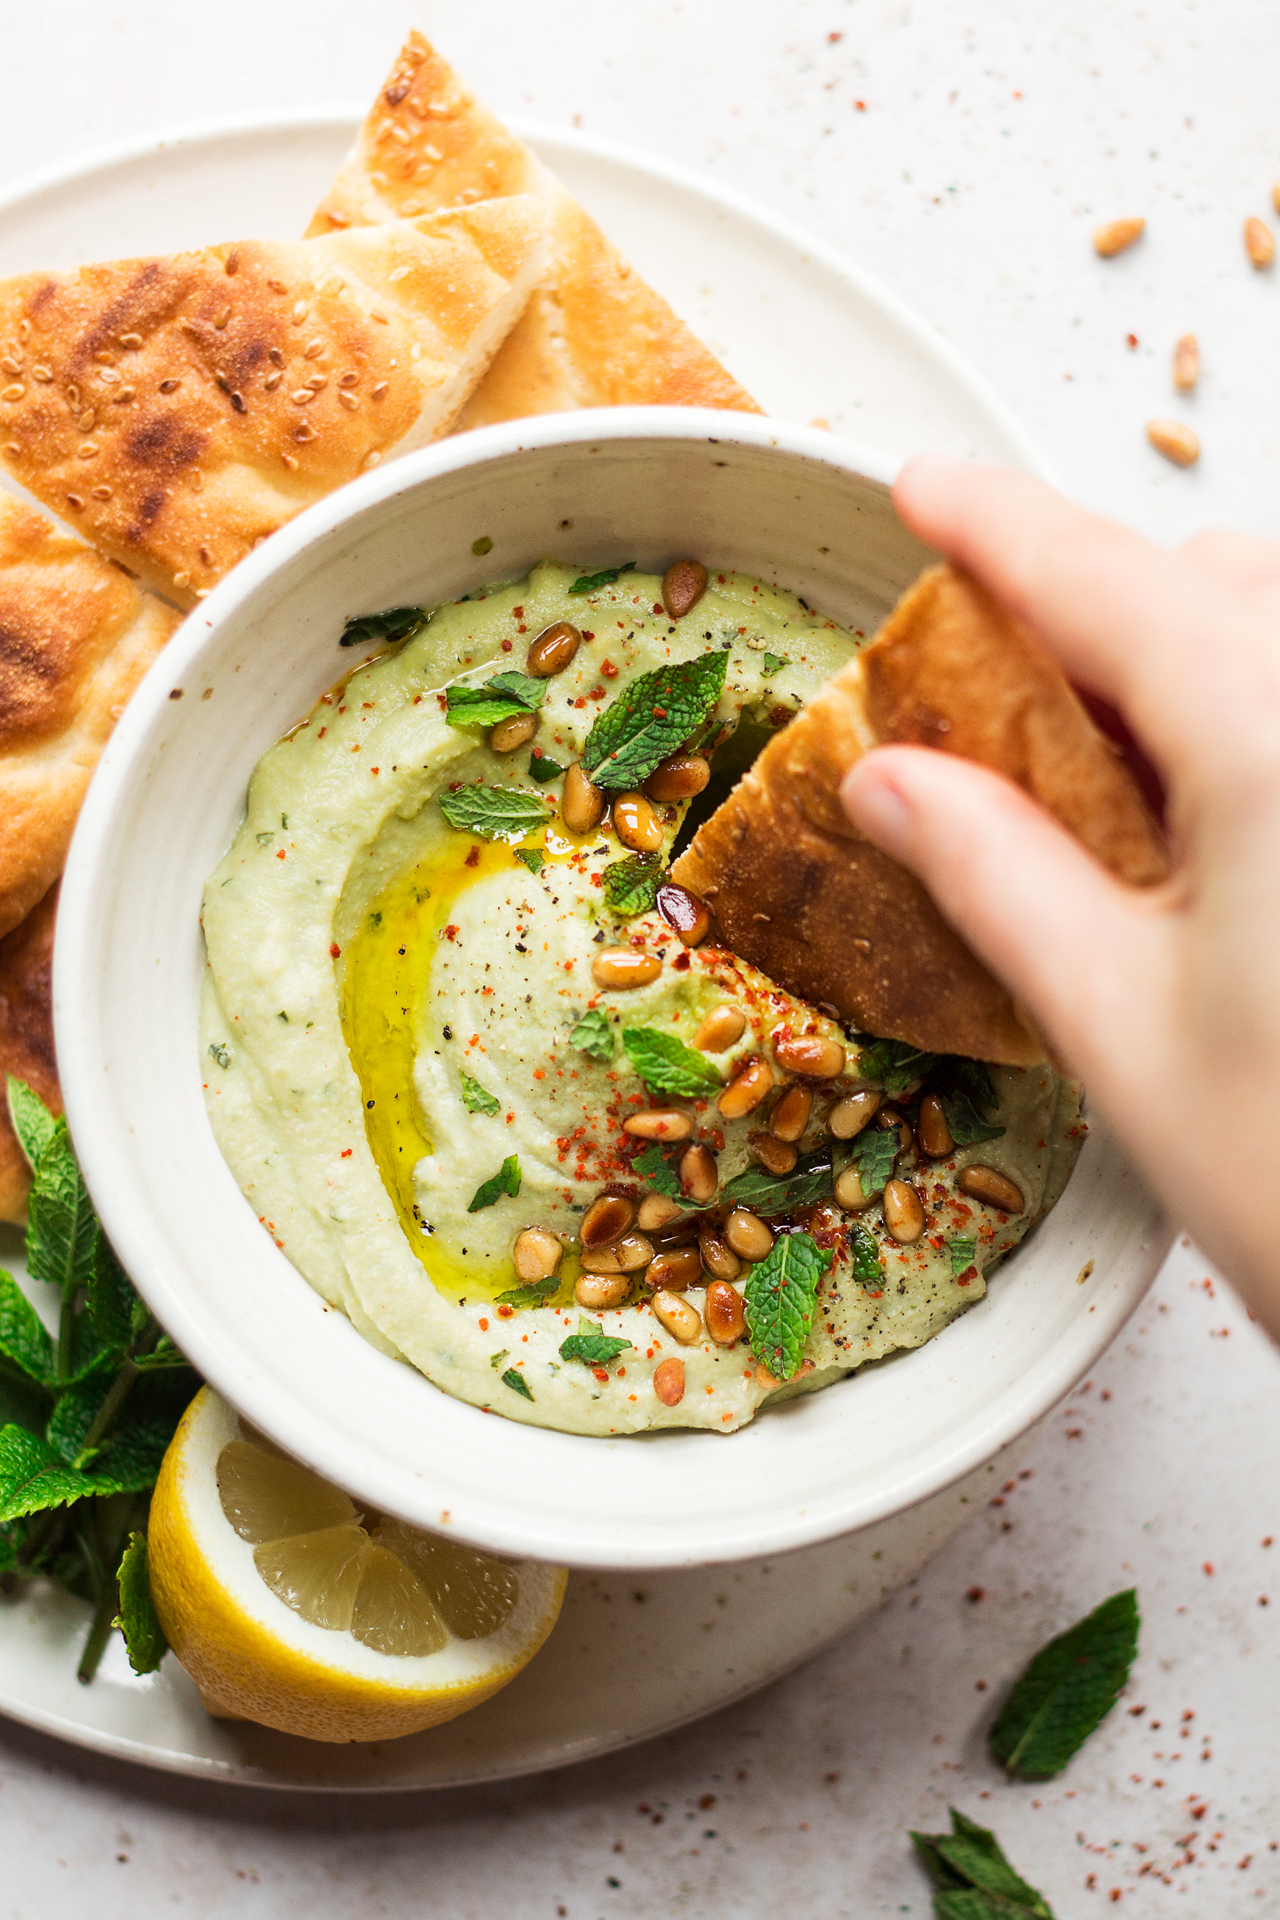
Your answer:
(53, 408), (1169, 1567)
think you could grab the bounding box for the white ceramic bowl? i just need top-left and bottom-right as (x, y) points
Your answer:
(55, 409), (1169, 1569)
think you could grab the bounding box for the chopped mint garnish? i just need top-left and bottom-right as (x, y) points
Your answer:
(582, 651), (728, 790)
(501, 1367), (534, 1401)
(632, 1142), (683, 1197)
(743, 1230), (831, 1383)
(488, 1349), (509, 1369)
(339, 605), (425, 649)
(527, 752), (566, 784)
(622, 1027), (721, 1099)
(567, 561), (636, 595)
(849, 1222), (883, 1287)
(989, 1588), (1140, 1780)
(559, 1316), (632, 1368)
(570, 1008), (614, 1063)
(514, 848), (545, 875)
(949, 1237), (978, 1277)
(467, 1155), (521, 1213)
(761, 652), (791, 677)
(439, 784), (548, 841)
(942, 1089), (1006, 1147)
(460, 1072), (500, 1117)
(848, 1124), (898, 1197)
(603, 854), (664, 918)
(445, 670), (547, 730)
(208, 1043), (231, 1070)
(495, 1275), (560, 1308)
(855, 1035), (938, 1096)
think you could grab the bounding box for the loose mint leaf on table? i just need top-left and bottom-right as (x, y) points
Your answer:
(568, 561), (636, 595)
(460, 1071), (501, 1117)
(761, 653), (791, 677)
(514, 848), (545, 875)
(989, 1588), (1140, 1779)
(950, 1237), (978, 1277)
(721, 1148), (834, 1215)
(856, 1036), (938, 1097)
(570, 1008), (614, 1063)
(339, 605), (425, 649)
(849, 1222), (883, 1288)
(445, 671), (547, 729)
(848, 1125), (899, 1197)
(468, 1155), (522, 1213)
(528, 752), (566, 785)
(501, 1368), (534, 1401)
(113, 1532), (168, 1676)
(495, 1275), (559, 1309)
(743, 1231), (831, 1382)
(582, 651), (728, 790)
(943, 1090), (1006, 1148)
(631, 1142), (682, 1198)
(603, 854), (664, 918)
(911, 1808), (1055, 1917)
(438, 784), (548, 842)
(622, 1027), (721, 1099)
(559, 1317), (632, 1368)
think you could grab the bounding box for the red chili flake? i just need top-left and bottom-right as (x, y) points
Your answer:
(330, 943), (341, 958)
(573, 697), (587, 709)
(581, 630), (595, 641)
(673, 951), (691, 971)
(318, 725), (327, 737)
(436, 693), (448, 710)
(589, 685), (607, 701)
(855, 98), (867, 110)
(478, 1317), (489, 1331)
(1203, 1561), (1215, 1575)
(341, 1148), (353, 1158)
(497, 1305), (514, 1319)
(501, 638), (514, 652)
(512, 606), (524, 618)
(275, 849), (286, 860)
(652, 705), (667, 719)
(601, 658), (619, 678)
(965, 1586), (985, 1603)
(464, 846), (480, 868)
(1127, 333), (1139, 349)
(444, 924), (459, 941)
(592, 1367), (609, 1384)
(371, 766), (380, 775)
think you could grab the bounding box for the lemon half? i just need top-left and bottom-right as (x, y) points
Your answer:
(148, 1388), (566, 1743)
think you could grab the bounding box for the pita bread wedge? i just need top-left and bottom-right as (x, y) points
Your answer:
(0, 492), (180, 940)
(0, 197), (550, 608)
(309, 31), (760, 423)
(0, 883), (58, 1224)
(671, 563), (1170, 1066)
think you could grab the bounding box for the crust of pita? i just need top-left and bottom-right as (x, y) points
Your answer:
(672, 563), (1170, 1066)
(0, 493), (180, 939)
(0, 199), (549, 608)
(0, 883), (59, 1224)
(312, 31), (760, 424)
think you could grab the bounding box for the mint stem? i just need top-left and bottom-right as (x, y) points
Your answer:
(75, 1512), (114, 1685)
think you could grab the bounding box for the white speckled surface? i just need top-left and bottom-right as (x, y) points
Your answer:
(2, 2), (1279, 1912)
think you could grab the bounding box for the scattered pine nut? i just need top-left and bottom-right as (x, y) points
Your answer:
(1245, 217), (1275, 269)
(1094, 217), (1144, 258)
(1146, 418), (1199, 467)
(1172, 335), (1199, 394)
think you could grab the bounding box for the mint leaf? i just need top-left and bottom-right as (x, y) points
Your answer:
(943, 1089), (1006, 1147)
(582, 652), (728, 790)
(856, 1036), (938, 1096)
(568, 561), (635, 595)
(632, 1142), (682, 1197)
(762, 652), (791, 676)
(528, 752), (566, 784)
(989, 1588), (1140, 1780)
(849, 1223), (883, 1287)
(132, 1336), (190, 1373)
(0, 1271), (54, 1387)
(559, 1316), (632, 1368)
(87, 1234), (136, 1352)
(468, 1155), (521, 1213)
(340, 605), (425, 648)
(445, 671), (546, 729)
(6, 1078), (57, 1173)
(501, 1367), (534, 1401)
(514, 848), (545, 875)
(0, 1427), (101, 1522)
(495, 1275), (559, 1308)
(849, 1125), (898, 1197)
(27, 1125), (98, 1299)
(113, 1531), (168, 1675)
(950, 1237), (978, 1277)
(489, 1349), (509, 1369)
(744, 1231), (831, 1381)
(603, 854), (664, 917)
(912, 1809), (1055, 1916)
(439, 785), (548, 841)
(622, 1027), (721, 1099)
(48, 1378), (108, 1463)
(91, 1414), (179, 1493)
(460, 1072), (501, 1117)
(570, 1008), (614, 1063)
(721, 1148), (834, 1215)
(941, 1057), (999, 1111)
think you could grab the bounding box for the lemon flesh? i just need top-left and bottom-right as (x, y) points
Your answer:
(148, 1389), (566, 1743)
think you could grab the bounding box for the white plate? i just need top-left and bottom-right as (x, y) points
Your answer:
(0, 114), (1059, 1787)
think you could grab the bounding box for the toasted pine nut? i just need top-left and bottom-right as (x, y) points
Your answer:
(614, 1231), (655, 1271)
(917, 1091), (954, 1159)
(647, 1248), (703, 1293)
(828, 1090), (881, 1138)
(637, 1193), (686, 1232)
(489, 710), (538, 753)
(624, 1108), (694, 1141)
(653, 1356), (686, 1406)
(656, 881), (710, 947)
(877, 1107), (915, 1155)
(697, 1227), (741, 1282)
(679, 1143), (718, 1204)
(958, 1165), (1024, 1213)
(724, 1207), (774, 1261)
(718, 1057), (773, 1119)
(1173, 334), (1199, 393)
(1094, 216), (1145, 257)
(1147, 418), (1199, 467)
(770, 1085), (812, 1142)
(512, 1227), (562, 1282)
(526, 620), (581, 676)
(563, 762), (605, 833)
(651, 1288), (703, 1343)
(882, 1178), (926, 1244)
(1245, 216), (1275, 269)
(834, 1165), (872, 1212)
(695, 1005), (746, 1052)
(661, 559), (708, 620)
(645, 752), (710, 801)
(592, 947), (661, 990)
(773, 1031), (846, 1078)
(750, 1131), (797, 1175)
(581, 1193), (635, 1250)
(704, 1279), (746, 1346)
(613, 791), (663, 854)
(579, 1243), (624, 1273)
(575, 1272), (629, 1308)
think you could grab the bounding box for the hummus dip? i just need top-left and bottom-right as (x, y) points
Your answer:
(201, 560), (1083, 1435)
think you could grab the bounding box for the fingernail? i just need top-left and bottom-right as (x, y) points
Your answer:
(841, 764), (912, 855)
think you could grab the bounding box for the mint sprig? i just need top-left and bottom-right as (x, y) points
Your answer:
(439, 784), (548, 842)
(559, 1317), (632, 1368)
(445, 670), (546, 729)
(468, 1155), (521, 1213)
(856, 1035), (938, 1096)
(568, 561), (636, 595)
(459, 1072), (501, 1117)
(622, 1027), (721, 1099)
(743, 1230), (831, 1382)
(603, 854), (664, 918)
(911, 1808), (1055, 1917)
(582, 652), (728, 790)
(570, 1009), (614, 1063)
(989, 1588), (1140, 1779)
(721, 1148), (834, 1215)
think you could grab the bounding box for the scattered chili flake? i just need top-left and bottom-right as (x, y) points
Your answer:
(341, 1148), (353, 1158)
(501, 638), (513, 652)
(329, 943), (341, 958)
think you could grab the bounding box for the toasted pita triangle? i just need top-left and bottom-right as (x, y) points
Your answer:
(309, 31), (760, 423)
(671, 564), (1170, 1066)
(0, 881), (59, 1223)
(0, 197), (550, 607)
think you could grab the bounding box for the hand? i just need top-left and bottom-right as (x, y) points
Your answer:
(841, 457), (1280, 1334)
